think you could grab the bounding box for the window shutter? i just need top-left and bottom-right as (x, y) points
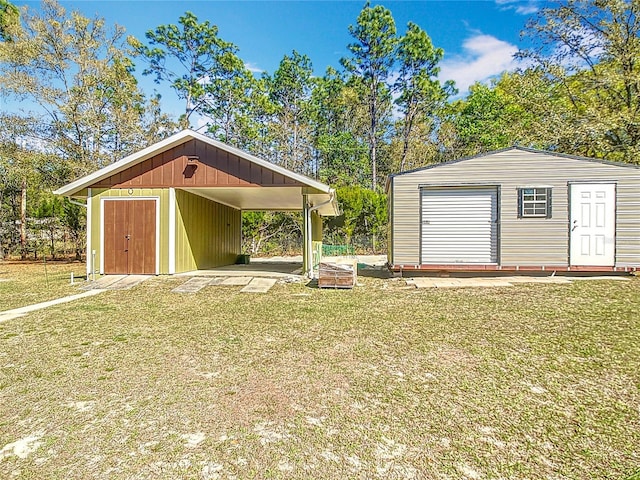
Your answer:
(546, 187), (552, 218)
(517, 189), (523, 218)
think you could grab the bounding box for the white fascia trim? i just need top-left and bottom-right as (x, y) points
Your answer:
(99, 198), (104, 275)
(86, 188), (92, 277)
(155, 197), (160, 275)
(168, 188), (176, 275)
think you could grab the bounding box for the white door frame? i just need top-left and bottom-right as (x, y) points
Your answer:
(569, 182), (616, 267)
(86, 188), (92, 278)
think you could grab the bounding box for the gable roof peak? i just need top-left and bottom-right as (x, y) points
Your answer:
(54, 129), (334, 197)
(387, 145), (639, 182)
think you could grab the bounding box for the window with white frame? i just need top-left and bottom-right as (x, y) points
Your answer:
(518, 187), (552, 218)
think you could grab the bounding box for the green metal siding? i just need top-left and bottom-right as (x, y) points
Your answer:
(90, 188), (169, 274)
(311, 211), (323, 270)
(387, 186), (394, 265)
(391, 150), (640, 267)
(174, 189), (241, 272)
(311, 211), (323, 242)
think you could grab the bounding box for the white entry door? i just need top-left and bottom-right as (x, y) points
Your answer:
(569, 183), (615, 266)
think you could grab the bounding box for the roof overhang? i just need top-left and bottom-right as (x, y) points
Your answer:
(54, 129), (339, 216)
(182, 187), (337, 216)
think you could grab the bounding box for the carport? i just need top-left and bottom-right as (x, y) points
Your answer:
(54, 129), (339, 277)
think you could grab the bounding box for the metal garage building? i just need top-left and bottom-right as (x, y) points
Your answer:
(386, 147), (640, 273)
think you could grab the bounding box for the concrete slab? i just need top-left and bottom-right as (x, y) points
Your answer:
(472, 279), (514, 287)
(208, 277), (228, 286)
(407, 274), (601, 288)
(106, 275), (151, 290)
(241, 278), (277, 293)
(181, 269), (303, 279)
(500, 276), (572, 284)
(0, 313), (26, 323)
(410, 278), (514, 288)
(179, 260), (303, 279)
(570, 276), (631, 281)
(0, 289), (105, 322)
(356, 255), (388, 267)
(220, 276), (253, 286)
(172, 277), (212, 293)
(81, 275), (126, 290)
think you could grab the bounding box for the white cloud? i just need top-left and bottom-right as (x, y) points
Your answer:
(193, 114), (211, 133)
(495, 0), (540, 15)
(196, 74), (211, 86)
(244, 62), (264, 74)
(516, 5), (540, 14)
(551, 25), (604, 71)
(439, 34), (519, 96)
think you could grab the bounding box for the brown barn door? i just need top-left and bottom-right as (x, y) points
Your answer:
(103, 200), (128, 274)
(103, 200), (156, 274)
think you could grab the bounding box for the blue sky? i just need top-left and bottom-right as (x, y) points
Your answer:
(12, 0), (542, 118)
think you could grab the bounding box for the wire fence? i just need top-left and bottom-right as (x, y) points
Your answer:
(244, 233), (387, 257)
(1, 219), (85, 261)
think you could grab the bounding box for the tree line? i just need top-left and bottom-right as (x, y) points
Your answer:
(1, 0), (638, 260)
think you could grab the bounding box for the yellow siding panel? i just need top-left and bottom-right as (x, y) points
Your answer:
(311, 211), (323, 242)
(174, 190), (241, 272)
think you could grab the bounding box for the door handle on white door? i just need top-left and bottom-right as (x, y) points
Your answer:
(571, 220), (578, 231)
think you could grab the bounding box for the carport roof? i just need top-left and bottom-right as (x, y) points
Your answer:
(54, 129), (339, 216)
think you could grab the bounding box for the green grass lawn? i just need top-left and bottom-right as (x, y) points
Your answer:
(1, 264), (639, 479)
(0, 261), (87, 311)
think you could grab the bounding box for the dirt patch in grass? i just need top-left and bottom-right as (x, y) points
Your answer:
(0, 274), (639, 479)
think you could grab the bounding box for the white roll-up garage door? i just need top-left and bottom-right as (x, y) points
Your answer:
(421, 187), (498, 264)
